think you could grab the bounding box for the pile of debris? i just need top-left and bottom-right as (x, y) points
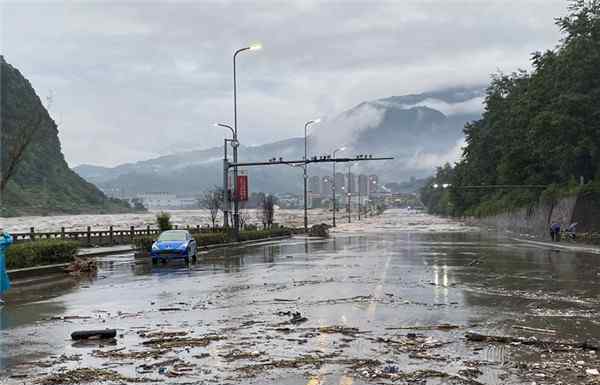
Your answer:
(64, 258), (97, 274)
(309, 223), (330, 237)
(33, 368), (158, 385)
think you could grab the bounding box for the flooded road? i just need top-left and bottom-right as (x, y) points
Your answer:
(2, 209), (600, 384)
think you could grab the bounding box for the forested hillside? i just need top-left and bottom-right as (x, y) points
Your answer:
(422, 1), (600, 216)
(0, 56), (135, 216)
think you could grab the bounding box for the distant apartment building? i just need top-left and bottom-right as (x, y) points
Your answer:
(308, 175), (321, 196)
(358, 174), (368, 195)
(347, 172), (356, 194)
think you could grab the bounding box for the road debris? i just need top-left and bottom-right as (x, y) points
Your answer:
(33, 368), (160, 384)
(512, 325), (557, 334)
(65, 258), (98, 274)
(465, 331), (600, 350)
(385, 323), (461, 331)
(219, 349), (263, 362)
(71, 329), (117, 340)
(142, 335), (226, 348)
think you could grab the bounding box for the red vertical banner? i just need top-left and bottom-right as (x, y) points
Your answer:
(237, 175), (248, 201)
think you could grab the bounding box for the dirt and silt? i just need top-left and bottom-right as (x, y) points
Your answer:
(2, 209), (600, 384)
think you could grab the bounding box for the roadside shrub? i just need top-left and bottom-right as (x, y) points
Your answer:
(194, 232), (229, 246)
(239, 228), (292, 241)
(6, 240), (79, 269)
(156, 212), (172, 232)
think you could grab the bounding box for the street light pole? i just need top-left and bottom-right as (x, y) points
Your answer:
(303, 119), (320, 232)
(232, 43), (261, 239)
(346, 162), (359, 223)
(346, 164), (351, 223)
(331, 146), (345, 227)
(357, 166), (362, 221)
(215, 123), (235, 228)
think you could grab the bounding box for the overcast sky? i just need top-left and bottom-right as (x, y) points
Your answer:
(1, 0), (568, 167)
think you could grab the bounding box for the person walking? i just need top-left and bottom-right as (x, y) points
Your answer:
(550, 222), (561, 242)
(0, 229), (13, 306)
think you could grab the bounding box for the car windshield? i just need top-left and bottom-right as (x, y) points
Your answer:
(158, 231), (187, 241)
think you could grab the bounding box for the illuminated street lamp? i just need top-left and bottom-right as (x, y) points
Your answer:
(303, 118), (320, 232)
(232, 43), (261, 238)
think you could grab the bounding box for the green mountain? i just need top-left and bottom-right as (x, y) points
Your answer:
(0, 56), (135, 216)
(422, 2), (600, 217)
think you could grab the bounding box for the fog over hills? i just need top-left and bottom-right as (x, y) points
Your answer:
(74, 86), (484, 196)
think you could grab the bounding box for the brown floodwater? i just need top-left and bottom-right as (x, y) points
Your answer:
(1, 209), (599, 385)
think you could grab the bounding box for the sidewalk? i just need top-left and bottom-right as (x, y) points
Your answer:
(511, 237), (600, 255)
(78, 244), (138, 257)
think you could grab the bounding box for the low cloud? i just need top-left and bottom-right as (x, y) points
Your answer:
(1, 1), (567, 167)
(406, 138), (466, 171)
(402, 97), (485, 116)
(313, 103), (386, 153)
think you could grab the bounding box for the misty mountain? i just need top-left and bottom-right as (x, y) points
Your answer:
(74, 86), (484, 196)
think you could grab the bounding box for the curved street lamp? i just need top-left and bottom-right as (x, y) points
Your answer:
(215, 123), (237, 228)
(303, 118), (321, 231)
(232, 43), (261, 238)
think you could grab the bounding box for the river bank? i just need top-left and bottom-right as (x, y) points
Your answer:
(0, 209), (334, 233)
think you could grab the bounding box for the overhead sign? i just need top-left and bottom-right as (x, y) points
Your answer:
(237, 175), (249, 201)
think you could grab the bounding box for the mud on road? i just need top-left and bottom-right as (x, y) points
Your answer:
(2, 210), (600, 385)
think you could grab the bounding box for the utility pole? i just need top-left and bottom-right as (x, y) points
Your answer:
(331, 147), (345, 227)
(303, 119), (320, 232)
(347, 164), (351, 224)
(215, 123), (235, 228)
(223, 138), (229, 228)
(358, 180), (362, 221)
(232, 43), (261, 239)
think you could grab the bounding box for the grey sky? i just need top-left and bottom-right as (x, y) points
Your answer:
(1, 0), (567, 167)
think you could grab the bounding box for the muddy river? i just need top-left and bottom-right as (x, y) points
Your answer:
(1, 209), (599, 384)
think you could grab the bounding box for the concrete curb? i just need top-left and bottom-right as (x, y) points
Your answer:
(78, 245), (138, 257)
(8, 263), (71, 281)
(201, 235), (293, 251)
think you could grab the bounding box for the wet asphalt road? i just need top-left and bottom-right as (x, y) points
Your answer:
(2, 209), (600, 385)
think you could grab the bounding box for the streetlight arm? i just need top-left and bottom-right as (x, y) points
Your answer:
(234, 47), (251, 59)
(216, 123), (235, 137)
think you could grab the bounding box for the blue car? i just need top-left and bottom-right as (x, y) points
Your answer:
(151, 230), (198, 264)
